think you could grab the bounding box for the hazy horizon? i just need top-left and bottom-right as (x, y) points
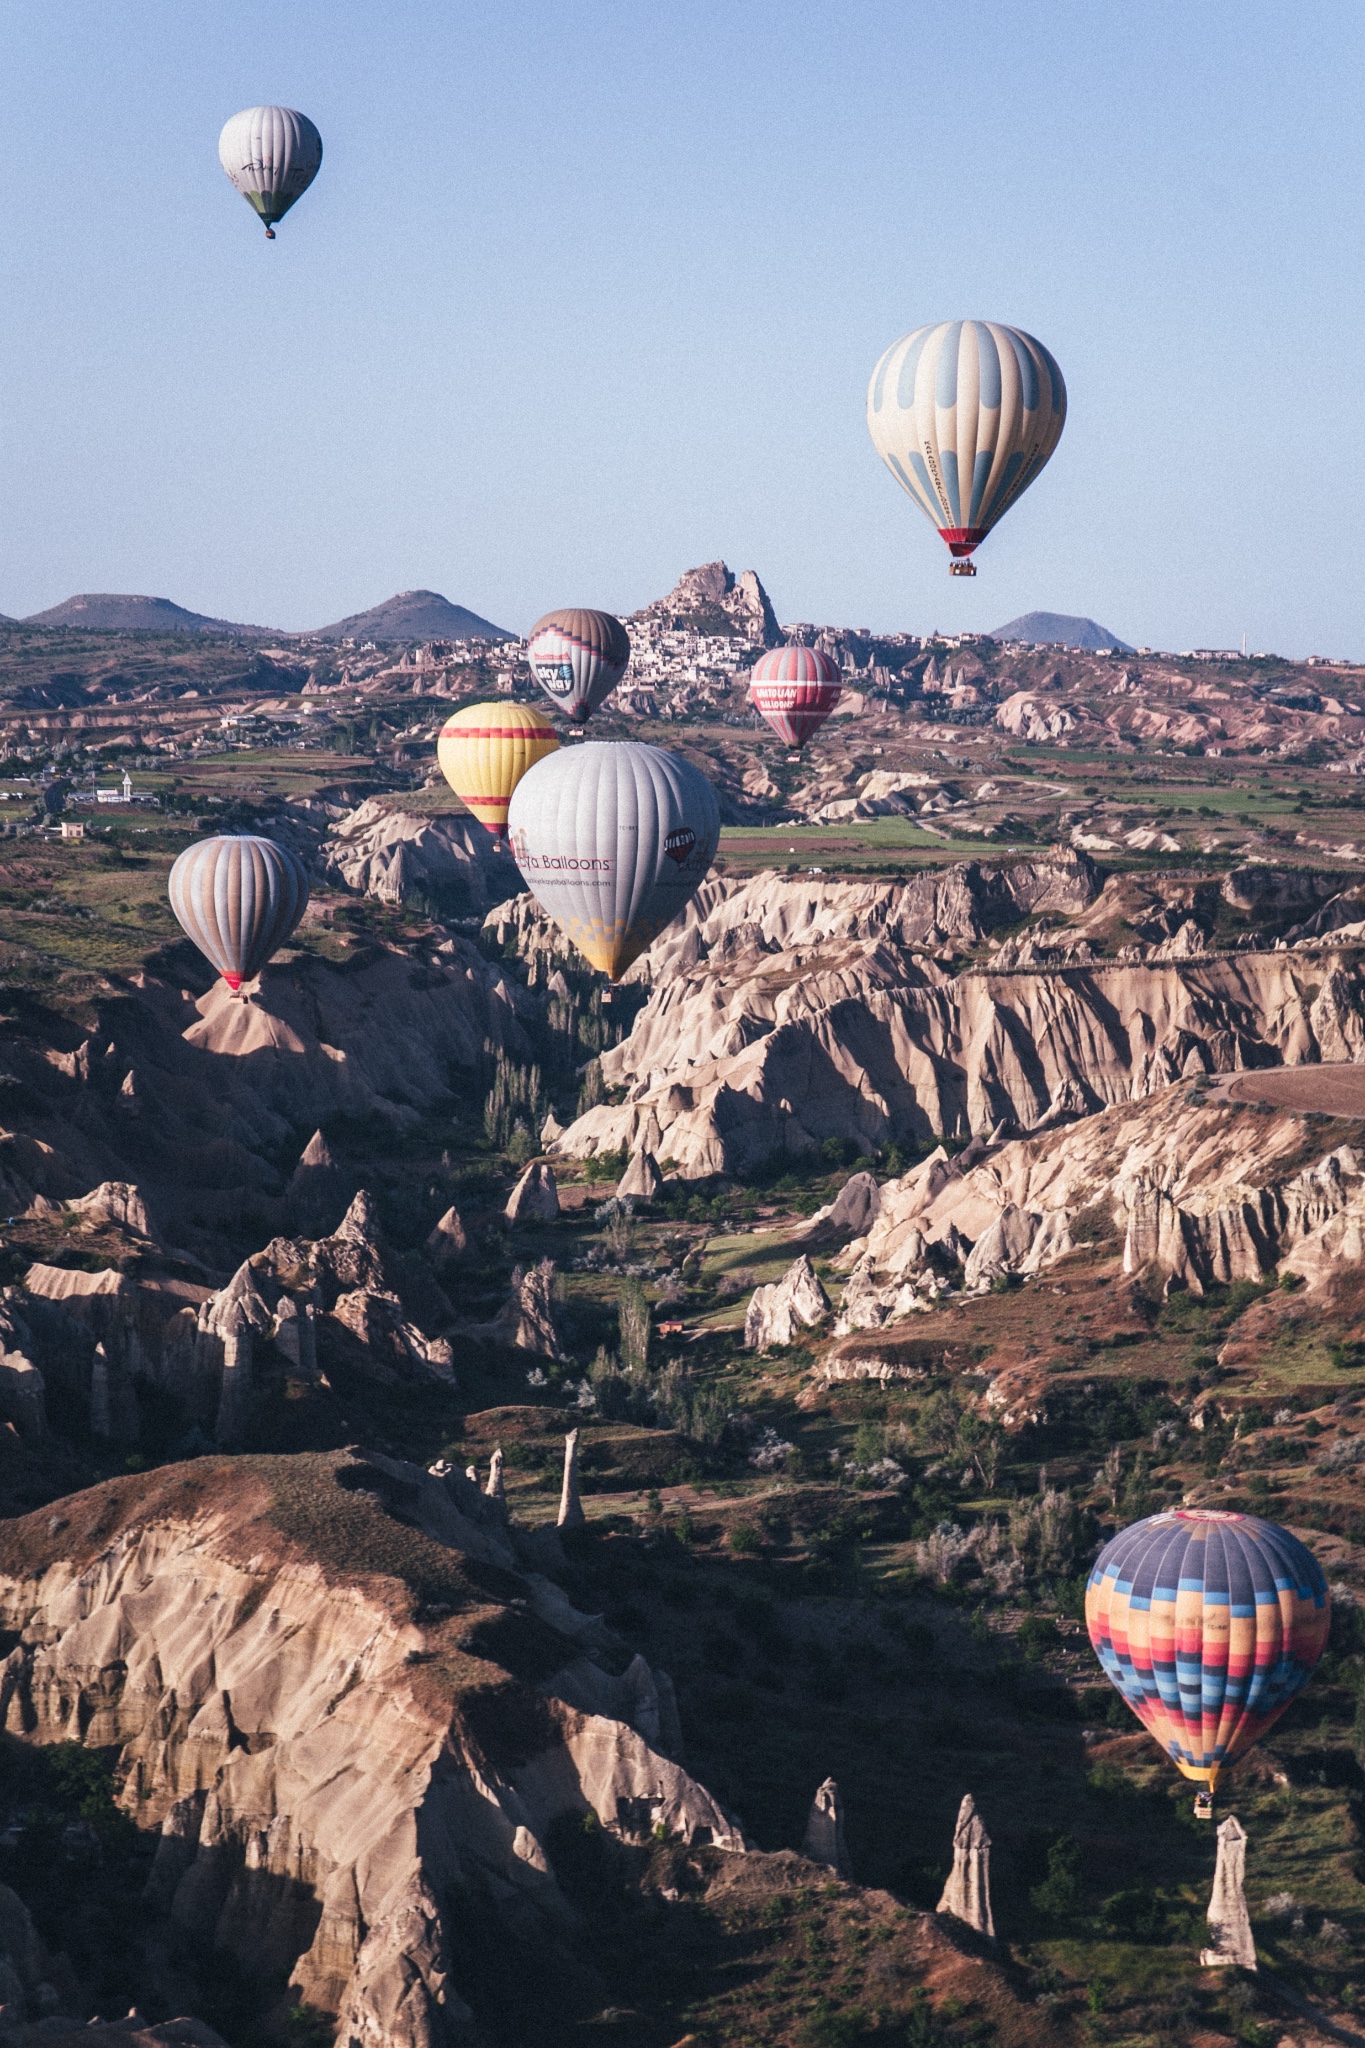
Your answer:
(3, 0), (1363, 658)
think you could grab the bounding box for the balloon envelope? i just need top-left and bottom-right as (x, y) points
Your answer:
(1086, 1508), (1329, 1790)
(219, 106), (323, 230)
(508, 742), (720, 980)
(168, 835), (309, 992)
(750, 647), (842, 747)
(866, 320), (1066, 561)
(436, 701), (559, 841)
(527, 609), (631, 724)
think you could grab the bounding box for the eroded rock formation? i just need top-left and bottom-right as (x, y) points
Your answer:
(936, 1794), (994, 1939)
(321, 799), (518, 914)
(520, 869), (1365, 1175)
(504, 1162), (559, 1223)
(0, 1452), (744, 2044)
(833, 1080), (1365, 1324)
(1200, 1816), (1255, 1969)
(744, 1257), (831, 1351)
(801, 1778), (851, 1878)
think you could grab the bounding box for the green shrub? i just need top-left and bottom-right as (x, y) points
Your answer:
(1030, 1834), (1083, 1922)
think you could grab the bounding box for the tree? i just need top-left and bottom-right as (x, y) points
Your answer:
(1030, 1835), (1083, 1923)
(618, 1276), (651, 1378)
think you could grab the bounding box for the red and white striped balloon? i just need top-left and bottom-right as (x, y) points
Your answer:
(749, 647), (842, 747)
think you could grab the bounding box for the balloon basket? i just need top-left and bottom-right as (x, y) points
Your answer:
(1193, 1792), (1214, 1820)
(949, 561), (977, 578)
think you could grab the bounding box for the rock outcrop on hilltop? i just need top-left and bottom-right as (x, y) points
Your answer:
(532, 868), (1365, 1175)
(834, 1078), (1365, 1323)
(629, 561), (781, 647)
(0, 1452), (740, 2045)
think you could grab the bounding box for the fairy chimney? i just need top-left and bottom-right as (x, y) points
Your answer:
(936, 1794), (994, 1939)
(557, 1427), (585, 1529)
(801, 1778), (851, 1878)
(1200, 1816), (1256, 1970)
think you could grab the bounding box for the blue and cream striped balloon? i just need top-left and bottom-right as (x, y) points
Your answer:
(168, 835), (309, 993)
(866, 320), (1066, 565)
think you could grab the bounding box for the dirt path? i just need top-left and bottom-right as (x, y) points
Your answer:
(1218, 1063), (1365, 1116)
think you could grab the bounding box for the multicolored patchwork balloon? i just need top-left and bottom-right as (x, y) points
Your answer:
(1086, 1509), (1329, 1794)
(168, 834), (309, 993)
(867, 320), (1066, 568)
(749, 647), (842, 747)
(218, 106), (323, 239)
(436, 701), (559, 841)
(507, 741), (719, 980)
(527, 608), (630, 724)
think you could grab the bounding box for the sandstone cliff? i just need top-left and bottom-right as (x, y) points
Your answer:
(0, 1450), (742, 2045)
(527, 870), (1365, 1176)
(835, 1075), (1365, 1325)
(321, 801), (519, 916)
(0, 938), (527, 1251)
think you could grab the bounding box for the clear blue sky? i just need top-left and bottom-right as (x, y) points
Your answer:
(2, 0), (1362, 654)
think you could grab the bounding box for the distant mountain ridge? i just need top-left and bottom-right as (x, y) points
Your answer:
(22, 593), (272, 636)
(989, 611), (1134, 653)
(15, 588), (514, 643)
(309, 590), (513, 643)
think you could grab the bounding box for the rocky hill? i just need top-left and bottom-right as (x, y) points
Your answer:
(0, 1447), (752, 2041)
(988, 611), (1134, 652)
(308, 590), (513, 643)
(20, 596), (272, 637)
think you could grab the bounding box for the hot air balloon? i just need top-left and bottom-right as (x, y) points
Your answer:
(750, 647), (842, 747)
(219, 106), (323, 239)
(526, 609), (630, 724)
(866, 320), (1066, 576)
(507, 742), (720, 980)
(436, 702), (559, 842)
(168, 835), (309, 994)
(1087, 1509), (1329, 1810)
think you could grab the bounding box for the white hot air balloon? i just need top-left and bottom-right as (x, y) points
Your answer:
(168, 835), (309, 993)
(218, 106), (323, 239)
(507, 743), (720, 981)
(866, 319), (1066, 576)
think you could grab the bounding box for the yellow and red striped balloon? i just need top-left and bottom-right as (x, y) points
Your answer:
(1086, 1509), (1329, 1793)
(436, 702), (559, 841)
